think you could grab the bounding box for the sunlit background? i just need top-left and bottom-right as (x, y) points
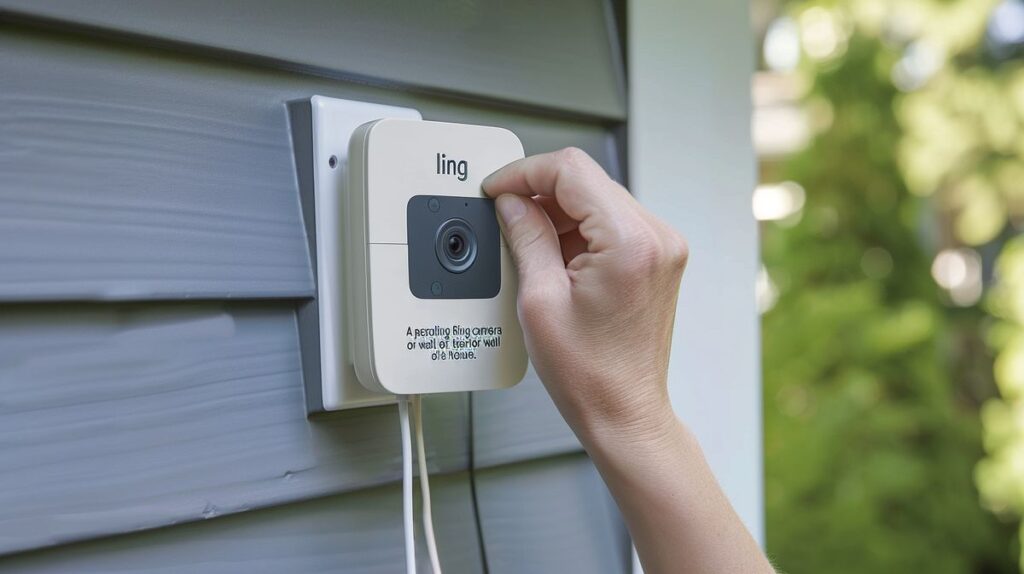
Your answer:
(752, 0), (1024, 571)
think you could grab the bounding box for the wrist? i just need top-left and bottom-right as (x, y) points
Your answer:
(569, 389), (681, 457)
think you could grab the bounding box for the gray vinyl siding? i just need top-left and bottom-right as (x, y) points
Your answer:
(0, 456), (621, 574)
(0, 1), (625, 120)
(0, 302), (470, 553)
(471, 367), (579, 468)
(0, 2), (627, 571)
(0, 27), (617, 302)
(1, 473), (487, 573)
(475, 456), (632, 574)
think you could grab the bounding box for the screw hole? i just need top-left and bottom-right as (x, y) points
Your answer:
(328, 155), (338, 169)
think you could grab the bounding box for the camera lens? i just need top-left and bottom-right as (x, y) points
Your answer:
(448, 234), (465, 257)
(435, 218), (478, 273)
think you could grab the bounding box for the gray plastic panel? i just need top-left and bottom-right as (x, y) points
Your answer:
(0, 0), (626, 120)
(0, 27), (618, 302)
(475, 454), (631, 574)
(406, 196), (502, 300)
(0, 474), (484, 574)
(0, 303), (468, 556)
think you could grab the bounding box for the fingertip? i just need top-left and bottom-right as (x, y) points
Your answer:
(481, 172), (499, 197)
(493, 193), (565, 288)
(495, 194), (528, 227)
(481, 160), (517, 197)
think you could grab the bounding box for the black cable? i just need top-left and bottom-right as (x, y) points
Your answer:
(467, 392), (490, 574)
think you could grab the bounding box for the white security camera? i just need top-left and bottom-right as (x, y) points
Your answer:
(293, 102), (529, 571)
(346, 118), (528, 395)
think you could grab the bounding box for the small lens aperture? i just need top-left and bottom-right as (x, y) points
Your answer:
(448, 234), (465, 257)
(435, 218), (478, 273)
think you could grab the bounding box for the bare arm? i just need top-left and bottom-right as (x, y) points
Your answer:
(483, 148), (774, 574)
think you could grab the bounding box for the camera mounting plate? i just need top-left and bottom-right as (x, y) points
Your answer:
(290, 96), (420, 414)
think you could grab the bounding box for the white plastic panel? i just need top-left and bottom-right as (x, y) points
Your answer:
(367, 244), (526, 395)
(629, 0), (763, 551)
(308, 96), (421, 410)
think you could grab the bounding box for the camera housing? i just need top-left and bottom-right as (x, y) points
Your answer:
(347, 118), (528, 395)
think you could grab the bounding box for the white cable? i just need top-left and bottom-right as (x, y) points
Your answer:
(398, 396), (416, 574)
(413, 395), (443, 574)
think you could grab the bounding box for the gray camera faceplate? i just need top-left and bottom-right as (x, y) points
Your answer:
(407, 195), (501, 299)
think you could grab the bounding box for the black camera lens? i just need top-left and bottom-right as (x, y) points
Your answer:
(435, 218), (477, 274)
(448, 234), (465, 257)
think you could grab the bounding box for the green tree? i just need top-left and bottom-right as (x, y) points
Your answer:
(761, 1), (1022, 571)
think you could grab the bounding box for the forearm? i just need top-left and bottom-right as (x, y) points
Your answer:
(576, 404), (775, 574)
(482, 149), (769, 573)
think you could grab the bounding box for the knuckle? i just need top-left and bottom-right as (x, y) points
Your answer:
(619, 226), (689, 276)
(556, 147), (596, 176)
(558, 146), (590, 164)
(512, 221), (546, 255)
(665, 229), (690, 272)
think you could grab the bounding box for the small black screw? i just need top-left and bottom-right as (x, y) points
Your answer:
(328, 155), (338, 169)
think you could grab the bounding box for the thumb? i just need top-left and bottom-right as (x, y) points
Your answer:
(494, 194), (567, 295)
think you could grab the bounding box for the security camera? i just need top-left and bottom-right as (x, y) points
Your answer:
(346, 118), (528, 395)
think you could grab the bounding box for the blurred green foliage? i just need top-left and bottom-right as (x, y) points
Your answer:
(978, 238), (1024, 569)
(762, 0), (1024, 571)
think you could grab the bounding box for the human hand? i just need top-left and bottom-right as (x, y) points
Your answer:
(482, 148), (689, 445)
(485, 149), (775, 574)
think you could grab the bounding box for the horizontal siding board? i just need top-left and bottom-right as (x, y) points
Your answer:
(0, 303), (468, 556)
(475, 453), (631, 574)
(471, 367), (581, 468)
(0, 473), (484, 574)
(0, 27), (313, 301)
(0, 27), (617, 302)
(0, 0), (625, 120)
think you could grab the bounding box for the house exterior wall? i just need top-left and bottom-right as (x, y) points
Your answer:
(629, 0), (764, 545)
(0, 2), (756, 572)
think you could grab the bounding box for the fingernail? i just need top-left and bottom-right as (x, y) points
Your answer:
(481, 171), (499, 193)
(495, 195), (527, 225)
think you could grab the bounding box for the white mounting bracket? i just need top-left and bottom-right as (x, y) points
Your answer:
(290, 96), (421, 414)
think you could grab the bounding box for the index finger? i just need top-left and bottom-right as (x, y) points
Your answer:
(481, 148), (633, 225)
